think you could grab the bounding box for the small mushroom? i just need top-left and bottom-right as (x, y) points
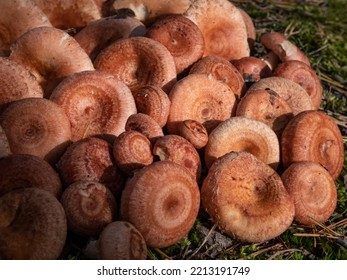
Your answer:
(281, 161), (337, 225)
(94, 37), (177, 93)
(167, 73), (237, 134)
(177, 119), (208, 149)
(204, 116), (280, 169)
(0, 98), (72, 164)
(273, 60), (323, 109)
(281, 110), (344, 180)
(189, 56), (246, 99)
(0, 125), (11, 158)
(121, 161), (200, 248)
(0, 188), (67, 259)
(61, 181), (117, 237)
(50, 70), (137, 141)
(185, 0), (249, 60)
(0, 154), (62, 198)
(132, 85), (171, 128)
(146, 14), (204, 74)
(201, 151), (294, 243)
(113, 130), (153, 174)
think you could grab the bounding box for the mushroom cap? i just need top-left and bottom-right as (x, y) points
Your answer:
(247, 77), (314, 115)
(57, 137), (124, 198)
(238, 7), (256, 50)
(273, 60), (323, 109)
(177, 119), (208, 149)
(185, 0), (250, 60)
(201, 151), (295, 243)
(236, 88), (294, 137)
(205, 116), (280, 169)
(281, 161), (337, 225)
(133, 85), (171, 128)
(0, 98), (72, 164)
(0, 154), (62, 198)
(121, 161), (200, 248)
(0, 57), (43, 110)
(231, 56), (272, 83)
(74, 16), (146, 61)
(260, 32), (310, 66)
(98, 221), (147, 260)
(167, 73), (237, 134)
(0, 0), (52, 51)
(9, 26), (94, 97)
(0, 125), (11, 158)
(94, 36), (177, 93)
(50, 70), (137, 141)
(146, 14), (204, 74)
(189, 56), (246, 99)
(61, 181), (117, 237)
(0, 188), (67, 259)
(281, 110), (344, 180)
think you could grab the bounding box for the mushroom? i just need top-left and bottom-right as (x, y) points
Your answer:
(281, 110), (344, 180)
(247, 77), (314, 115)
(0, 125), (11, 158)
(204, 116), (280, 169)
(0, 188), (67, 259)
(184, 0), (250, 60)
(146, 14), (204, 74)
(61, 181), (117, 237)
(94, 36), (177, 93)
(74, 16), (146, 61)
(0, 57), (43, 111)
(177, 119), (208, 149)
(201, 151), (295, 243)
(113, 130), (153, 174)
(50, 70), (137, 142)
(260, 32), (311, 66)
(273, 60), (323, 109)
(237, 7), (256, 51)
(281, 161), (337, 226)
(132, 85), (171, 128)
(189, 56), (246, 99)
(57, 137), (124, 198)
(121, 161), (200, 248)
(0, 98), (72, 164)
(0, 154), (62, 198)
(167, 73), (237, 134)
(236, 88), (294, 137)
(153, 134), (201, 181)
(84, 221), (147, 260)
(9, 26), (94, 97)
(125, 113), (164, 143)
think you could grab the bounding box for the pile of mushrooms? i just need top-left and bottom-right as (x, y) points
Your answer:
(0, 0), (344, 259)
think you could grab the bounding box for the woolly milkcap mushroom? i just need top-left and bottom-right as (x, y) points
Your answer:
(0, 188), (67, 259)
(0, 98), (71, 164)
(9, 26), (94, 97)
(146, 14), (204, 74)
(205, 116), (280, 169)
(0, 154), (62, 198)
(236, 88), (294, 137)
(274, 60), (323, 109)
(238, 7), (256, 50)
(189, 56), (246, 99)
(0, 58), (43, 111)
(133, 85), (171, 128)
(185, 0), (250, 60)
(50, 70), (137, 142)
(57, 137), (124, 198)
(94, 36), (177, 93)
(74, 16), (146, 61)
(281, 110), (344, 180)
(84, 221), (147, 260)
(281, 161), (337, 225)
(113, 130), (153, 174)
(177, 119), (208, 149)
(167, 73), (236, 134)
(0, 0), (52, 52)
(61, 181), (116, 237)
(247, 77), (314, 115)
(121, 161), (200, 248)
(0, 125), (11, 158)
(201, 151), (294, 243)
(260, 32), (310, 66)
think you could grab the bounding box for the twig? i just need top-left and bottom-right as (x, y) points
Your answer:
(187, 224), (217, 259)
